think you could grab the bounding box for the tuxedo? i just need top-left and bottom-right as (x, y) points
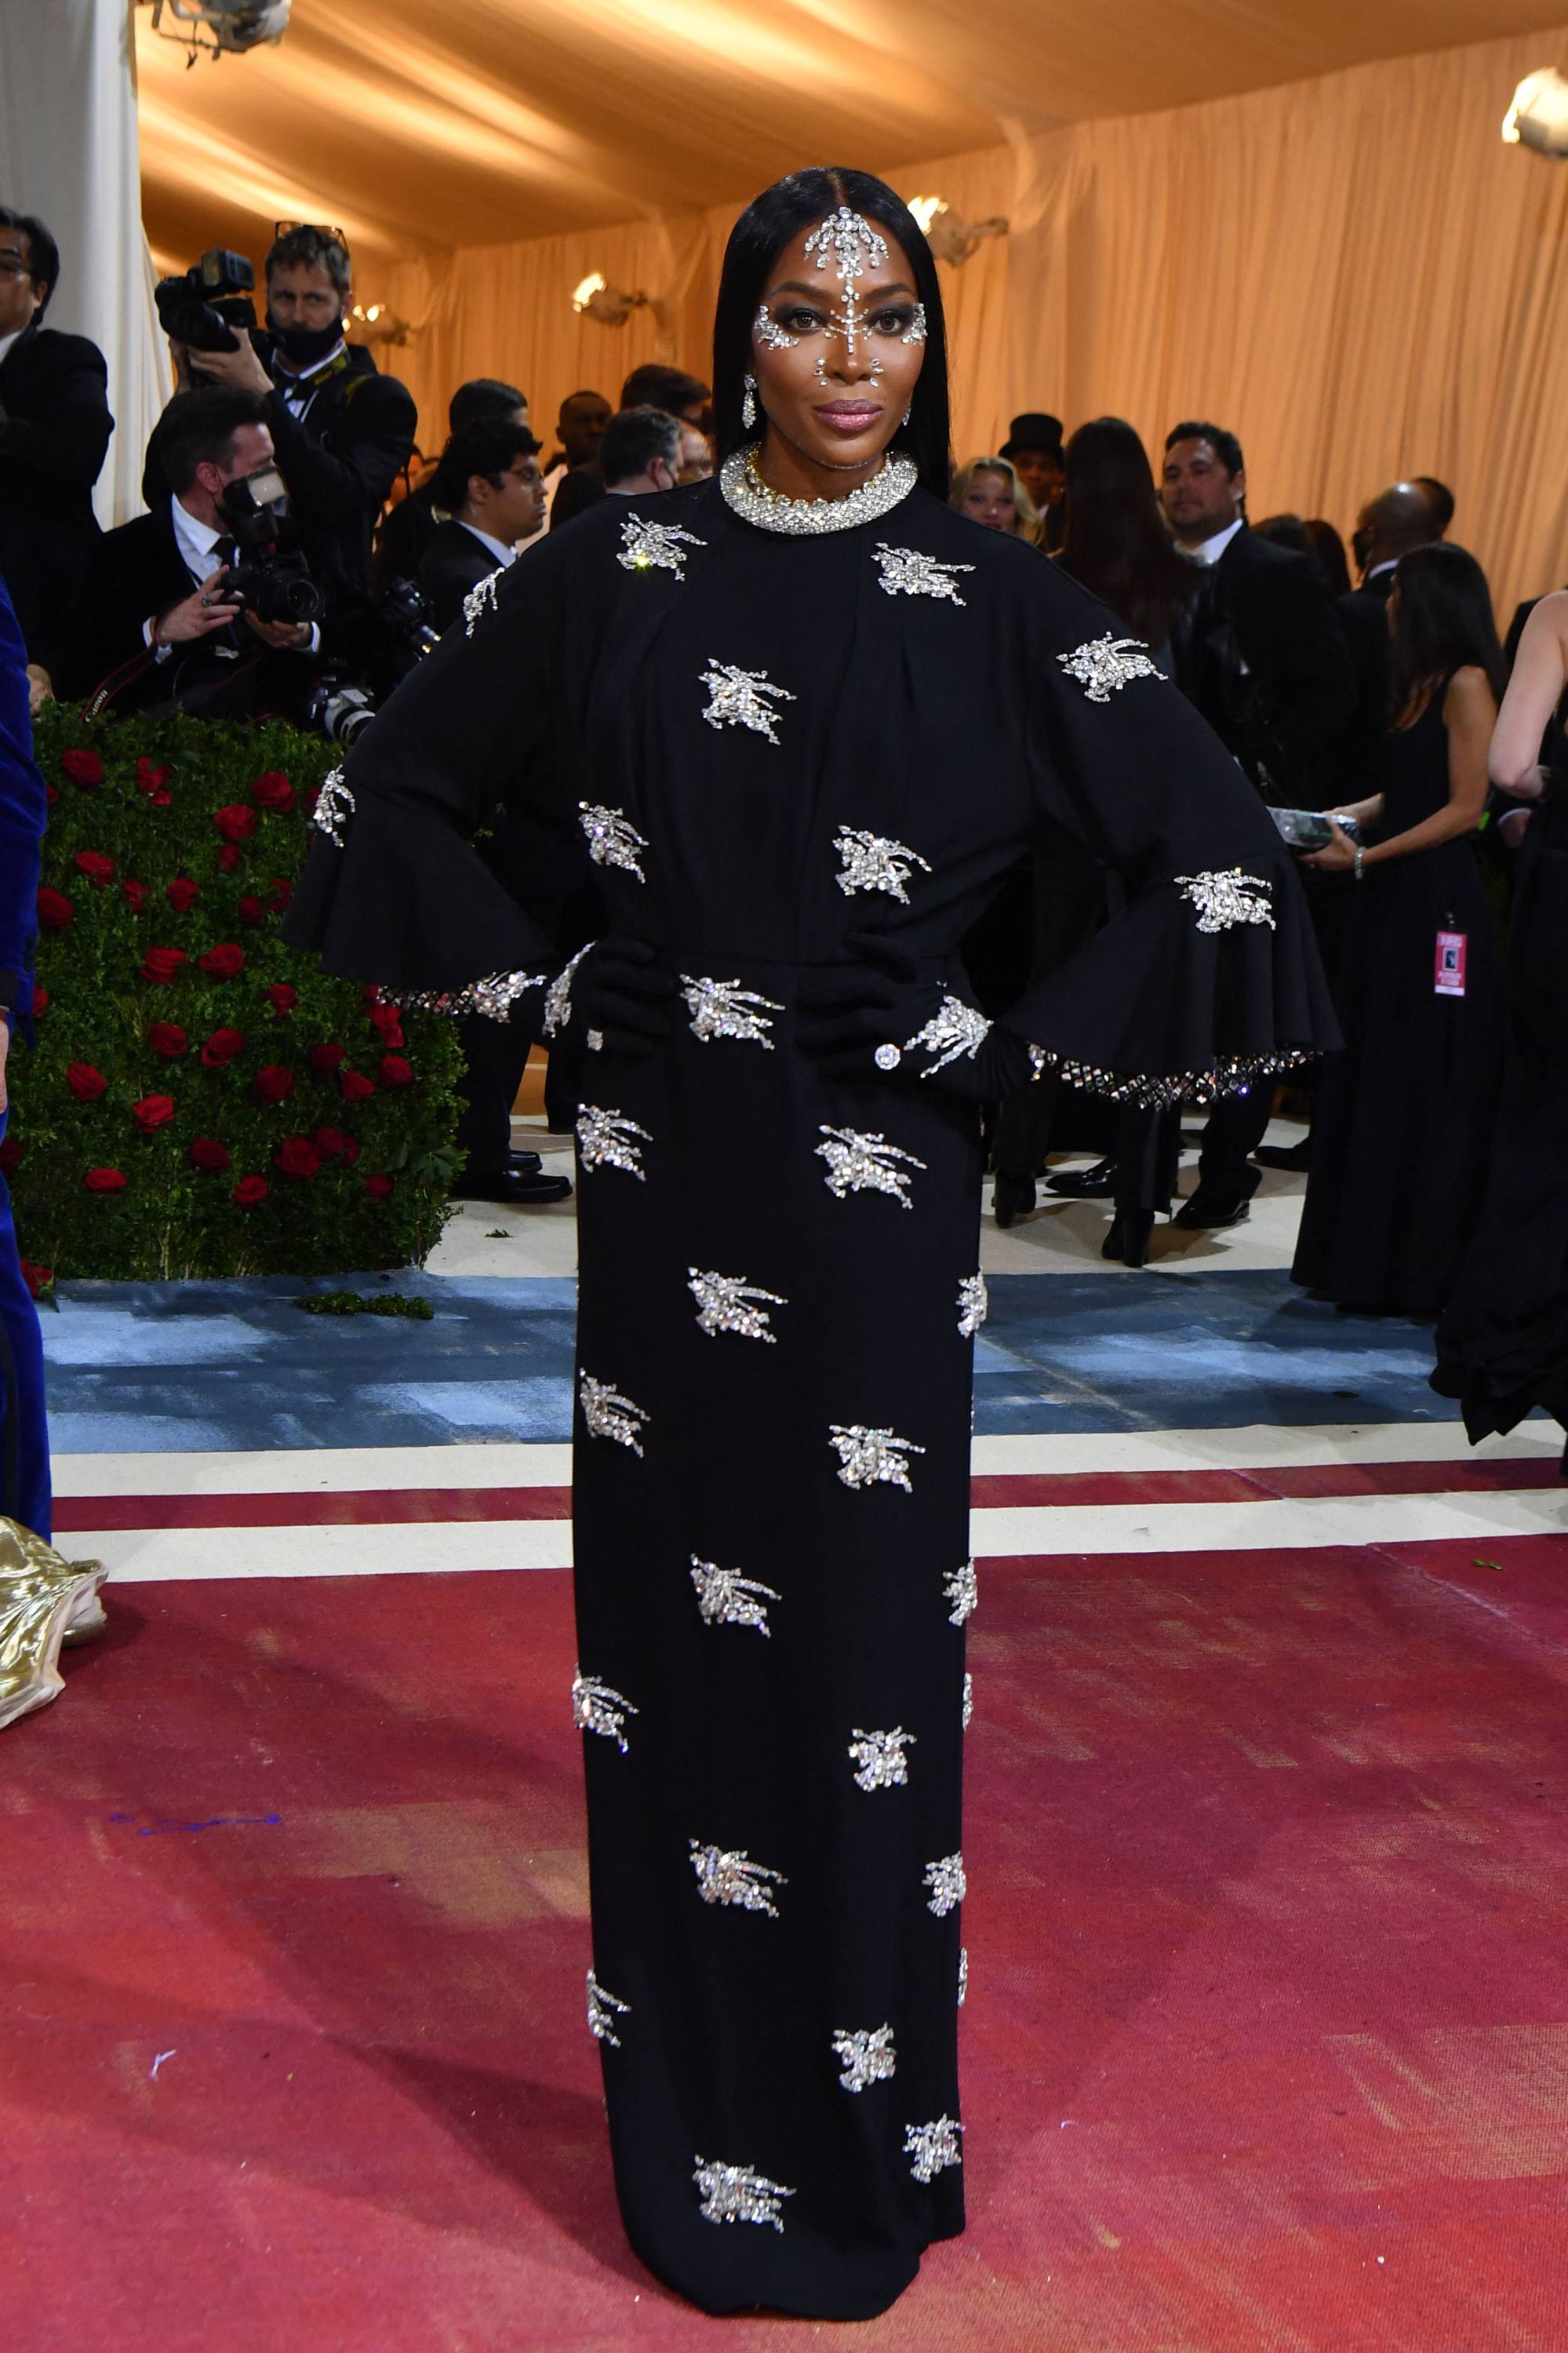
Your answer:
(374, 476), (441, 592)
(418, 516), (514, 636)
(0, 319), (113, 680)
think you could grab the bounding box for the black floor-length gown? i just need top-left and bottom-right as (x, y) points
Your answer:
(286, 457), (1334, 2319)
(1433, 746), (1568, 1453)
(1292, 687), (1501, 1314)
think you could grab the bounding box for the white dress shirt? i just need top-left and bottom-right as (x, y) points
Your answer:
(1183, 515), (1246, 567)
(148, 494), (319, 656)
(0, 326), (22, 372)
(457, 520), (518, 570)
(271, 341), (347, 423)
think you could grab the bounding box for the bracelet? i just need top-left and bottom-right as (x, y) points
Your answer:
(1352, 845), (1364, 880)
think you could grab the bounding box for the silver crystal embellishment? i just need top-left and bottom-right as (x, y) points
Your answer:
(958, 1946), (969, 2005)
(962, 1670), (973, 1731)
(617, 513), (705, 580)
(904, 2114), (964, 2184)
(906, 994), (991, 1074)
(719, 446), (919, 537)
(700, 659), (796, 745)
(694, 2155), (794, 2231)
(1057, 632), (1166, 702)
(571, 1667), (637, 1752)
(1174, 868), (1276, 934)
(578, 802), (648, 883)
(832, 2025), (897, 2093)
(690, 1557), (780, 1635)
(689, 1841), (787, 1917)
(924, 1852), (966, 1917)
(311, 767), (356, 849)
(688, 1267), (786, 1343)
(544, 940), (595, 1039)
(849, 1725), (915, 1793)
(815, 1125), (926, 1207)
(462, 568), (504, 636)
(873, 543), (973, 606)
(681, 974), (784, 1047)
(752, 304), (799, 351)
(956, 1273), (988, 1337)
(828, 1423), (925, 1493)
(579, 1371), (649, 1455)
(833, 825), (933, 902)
(587, 1969), (631, 2047)
(576, 1105), (650, 1178)
(944, 1559), (978, 1625)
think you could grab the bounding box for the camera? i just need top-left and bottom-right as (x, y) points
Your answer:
(378, 575), (441, 664)
(218, 463), (324, 626)
(154, 248), (260, 355)
(310, 676), (378, 749)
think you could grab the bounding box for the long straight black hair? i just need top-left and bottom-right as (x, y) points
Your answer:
(1057, 416), (1193, 649)
(712, 167), (951, 500)
(1388, 542), (1505, 724)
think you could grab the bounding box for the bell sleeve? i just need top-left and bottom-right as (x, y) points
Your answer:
(1006, 607), (1341, 1103)
(282, 552), (580, 1018)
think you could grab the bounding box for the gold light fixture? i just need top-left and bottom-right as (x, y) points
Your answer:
(1502, 67), (1568, 157)
(907, 197), (1008, 268)
(143, 0), (291, 63)
(571, 271), (649, 328)
(348, 302), (416, 348)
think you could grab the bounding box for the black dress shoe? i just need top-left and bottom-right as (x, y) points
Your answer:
(1103, 1210), (1154, 1266)
(1173, 1186), (1251, 1230)
(1253, 1139), (1312, 1172)
(508, 1149), (544, 1175)
(1045, 1156), (1115, 1198)
(992, 1172), (1036, 1227)
(450, 1167), (573, 1207)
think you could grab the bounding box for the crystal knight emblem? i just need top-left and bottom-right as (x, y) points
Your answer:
(688, 1267), (786, 1343)
(617, 512), (705, 581)
(681, 974), (784, 1047)
(906, 994), (991, 1075)
(579, 1372), (649, 1455)
(578, 803), (648, 883)
(1057, 632), (1166, 703)
(690, 1557), (780, 1634)
(544, 940), (595, 1037)
(832, 2025), (897, 2093)
(833, 826), (932, 903)
(587, 1969), (631, 2047)
(956, 1273), (988, 1337)
(849, 1726), (915, 1792)
(944, 1559), (978, 1625)
(571, 1667), (638, 1752)
(923, 1852), (967, 1917)
(689, 1841), (788, 1916)
(311, 767), (355, 849)
(815, 1126), (926, 1207)
(904, 2115), (964, 2184)
(699, 659), (795, 745)
(576, 1105), (650, 1178)
(1174, 869), (1276, 934)
(872, 543), (973, 606)
(828, 1423), (925, 1493)
(693, 2155), (794, 2231)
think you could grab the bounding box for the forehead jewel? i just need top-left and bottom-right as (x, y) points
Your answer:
(803, 206), (890, 282)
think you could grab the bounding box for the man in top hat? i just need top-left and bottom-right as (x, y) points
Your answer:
(999, 412), (1065, 550)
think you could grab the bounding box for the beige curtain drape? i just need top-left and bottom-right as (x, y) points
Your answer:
(380, 21), (1568, 617)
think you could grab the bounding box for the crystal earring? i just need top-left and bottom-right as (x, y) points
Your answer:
(902, 406), (912, 428)
(741, 374), (758, 431)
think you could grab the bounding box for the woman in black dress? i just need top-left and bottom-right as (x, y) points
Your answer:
(1433, 592), (1568, 1455)
(1293, 544), (1503, 1313)
(286, 169), (1334, 2321)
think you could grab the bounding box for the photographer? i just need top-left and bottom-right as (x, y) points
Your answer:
(0, 206), (113, 686)
(418, 418), (545, 635)
(163, 225), (414, 620)
(88, 386), (322, 719)
(375, 377), (529, 592)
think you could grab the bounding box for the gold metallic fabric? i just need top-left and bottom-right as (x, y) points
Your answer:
(0, 1518), (107, 1732)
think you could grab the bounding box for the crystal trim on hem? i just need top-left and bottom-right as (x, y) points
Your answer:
(1018, 1043), (1315, 1110)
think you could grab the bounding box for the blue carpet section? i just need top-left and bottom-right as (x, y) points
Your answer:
(42, 1267), (1451, 1454)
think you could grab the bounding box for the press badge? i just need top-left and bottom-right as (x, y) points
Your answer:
(1434, 931), (1467, 996)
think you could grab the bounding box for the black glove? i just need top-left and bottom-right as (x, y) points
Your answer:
(797, 934), (1036, 1098)
(568, 935), (678, 1063)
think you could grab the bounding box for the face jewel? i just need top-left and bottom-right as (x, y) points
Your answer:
(691, 1557), (781, 1635)
(902, 300), (929, 344)
(544, 940), (595, 1038)
(578, 802), (648, 882)
(687, 1266), (786, 1343)
(579, 1371), (649, 1455)
(956, 1273), (988, 1337)
(833, 825), (932, 903)
(681, 974), (784, 1047)
(958, 1946), (969, 2005)
(311, 767), (356, 849)
(699, 658), (796, 745)
(872, 543), (973, 606)
(828, 1422), (925, 1493)
(693, 2155), (795, 2231)
(587, 1969), (631, 2048)
(815, 1125), (926, 1207)
(904, 993), (991, 1075)
(962, 1670), (973, 1730)
(1057, 631), (1166, 703)
(616, 512), (706, 581)
(804, 205), (890, 286)
(752, 303), (799, 351)
(689, 1840), (788, 1917)
(571, 1666), (638, 1752)
(923, 1851), (966, 1917)
(1173, 869), (1276, 934)
(848, 1725), (915, 1793)
(462, 568), (504, 637)
(831, 2024), (897, 2093)
(944, 1559), (977, 1625)
(719, 446), (919, 537)
(576, 1105), (650, 1179)
(904, 2114), (964, 2184)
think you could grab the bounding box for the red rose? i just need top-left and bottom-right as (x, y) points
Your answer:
(308, 1044), (345, 1074)
(232, 1175), (269, 1207)
(84, 1167), (127, 1193)
(61, 749), (104, 788)
(275, 1135), (321, 1179)
(0, 1136), (21, 1173)
(216, 845), (242, 874)
(213, 805), (256, 843)
(252, 771), (295, 812)
(379, 1054), (413, 1088)
(166, 877), (200, 912)
(140, 946), (187, 985)
(36, 887), (73, 931)
(200, 944), (245, 979)
(267, 877), (293, 912)
(45, 785), (59, 807)
(122, 879), (148, 912)
(342, 1136), (361, 1164)
(75, 851), (115, 886)
(31, 986), (47, 1015)
(338, 1068), (376, 1102)
(367, 1002), (402, 1040)
(132, 1094), (176, 1134)
(364, 1173), (394, 1200)
(200, 1028), (246, 1069)
(188, 1138), (231, 1173)
(147, 1021), (187, 1059)
(264, 982), (297, 1018)
(254, 1065), (295, 1103)
(310, 1125), (347, 1158)
(136, 758), (172, 796)
(238, 895), (265, 927)
(67, 1062), (107, 1102)
(20, 1260), (53, 1299)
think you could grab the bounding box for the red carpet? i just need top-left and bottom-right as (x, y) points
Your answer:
(5, 1540), (1567, 2351)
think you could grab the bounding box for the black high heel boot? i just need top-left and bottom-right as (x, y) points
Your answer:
(1102, 1210), (1154, 1267)
(992, 1172), (1037, 1229)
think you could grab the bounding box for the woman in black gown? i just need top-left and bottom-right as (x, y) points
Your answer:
(1292, 545), (1503, 1313)
(1433, 592), (1568, 1455)
(285, 169), (1335, 2321)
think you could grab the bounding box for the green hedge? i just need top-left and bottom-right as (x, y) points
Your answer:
(6, 707), (463, 1284)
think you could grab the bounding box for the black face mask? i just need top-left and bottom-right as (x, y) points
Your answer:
(267, 311), (344, 367)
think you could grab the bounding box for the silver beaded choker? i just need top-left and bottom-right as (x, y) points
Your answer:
(720, 445), (918, 536)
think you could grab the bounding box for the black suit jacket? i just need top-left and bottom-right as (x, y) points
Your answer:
(260, 346), (416, 610)
(0, 320), (113, 676)
(83, 504), (313, 723)
(374, 477), (441, 592)
(419, 519), (510, 636)
(1172, 523), (1358, 802)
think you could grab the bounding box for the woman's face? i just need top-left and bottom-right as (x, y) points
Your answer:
(750, 208), (926, 476)
(961, 470), (1018, 532)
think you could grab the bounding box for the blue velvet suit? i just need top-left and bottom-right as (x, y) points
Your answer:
(0, 573), (51, 1538)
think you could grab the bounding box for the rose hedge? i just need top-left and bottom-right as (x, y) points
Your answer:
(8, 707), (464, 1280)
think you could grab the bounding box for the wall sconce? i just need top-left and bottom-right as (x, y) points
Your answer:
(348, 302), (414, 347)
(571, 272), (649, 328)
(907, 197), (1008, 268)
(1502, 67), (1568, 156)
